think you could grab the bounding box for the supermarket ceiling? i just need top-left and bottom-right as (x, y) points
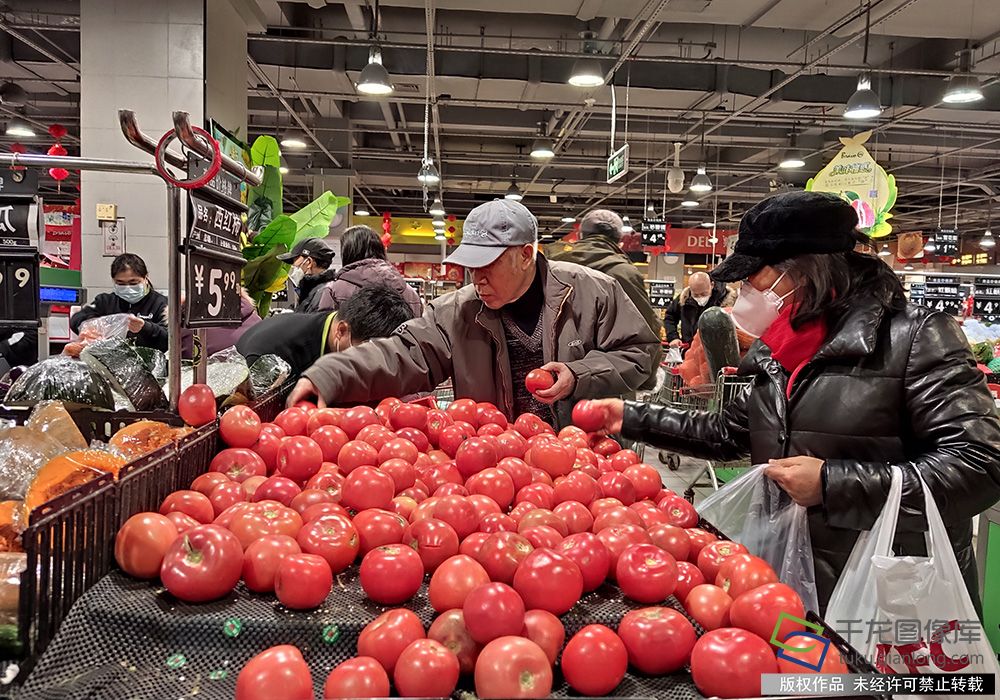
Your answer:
(2, 0), (1000, 239)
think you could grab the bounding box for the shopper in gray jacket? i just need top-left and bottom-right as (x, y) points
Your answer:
(288, 200), (660, 428)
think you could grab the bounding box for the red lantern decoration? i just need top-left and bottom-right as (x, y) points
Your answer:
(381, 233), (392, 249)
(47, 143), (67, 157)
(48, 167), (69, 181)
(447, 237), (456, 246)
(48, 124), (67, 140)
(47, 124), (70, 187)
(448, 226), (455, 234)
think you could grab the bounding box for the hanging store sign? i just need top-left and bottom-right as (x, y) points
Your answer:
(0, 245), (40, 329)
(974, 277), (1000, 323)
(640, 219), (666, 248)
(914, 275), (963, 315)
(0, 200), (40, 248)
(806, 130), (897, 238)
(648, 280), (676, 309)
(185, 248), (242, 326)
(933, 228), (959, 260)
(606, 144), (629, 184)
(954, 251), (994, 267)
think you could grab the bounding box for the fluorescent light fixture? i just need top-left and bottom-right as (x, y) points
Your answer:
(530, 139), (555, 159)
(681, 199), (700, 208)
(701, 222), (715, 228)
(903, 263), (914, 271)
(357, 48), (394, 96)
(5, 117), (34, 138)
(878, 244), (891, 257)
(561, 216), (576, 223)
(354, 208), (370, 217)
(417, 158), (440, 186)
(280, 132), (307, 149)
(844, 75), (882, 120)
(429, 197), (445, 216)
(778, 153), (805, 169)
(689, 165), (713, 193)
(505, 181), (523, 201)
(981, 230), (995, 249)
(568, 57), (604, 87)
(924, 239), (937, 253)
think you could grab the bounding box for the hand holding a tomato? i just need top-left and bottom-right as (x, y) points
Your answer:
(286, 377), (326, 409)
(764, 456), (824, 507)
(532, 362), (576, 405)
(580, 399), (624, 434)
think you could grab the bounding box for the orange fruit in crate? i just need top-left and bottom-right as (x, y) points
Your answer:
(23, 450), (127, 515)
(0, 500), (24, 552)
(109, 420), (186, 459)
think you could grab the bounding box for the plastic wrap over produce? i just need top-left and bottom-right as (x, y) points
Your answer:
(63, 313), (130, 358)
(0, 427), (66, 500)
(81, 339), (168, 412)
(5, 357), (115, 410)
(249, 354), (291, 398)
(26, 401), (88, 450)
(176, 347), (250, 399)
(696, 464), (819, 613)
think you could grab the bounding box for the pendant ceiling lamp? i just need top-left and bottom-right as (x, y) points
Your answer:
(844, 3), (882, 120)
(356, 0), (394, 96)
(943, 48), (984, 104)
(568, 32), (604, 87)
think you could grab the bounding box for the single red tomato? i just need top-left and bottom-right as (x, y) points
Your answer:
(557, 532), (611, 592)
(376, 397), (402, 424)
(553, 500), (594, 534)
(250, 475), (302, 506)
(434, 483), (468, 497)
(479, 513), (517, 534)
(529, 468), (553, 487)
(235, 645), (312, 700)
(494, 431), (528, 459)
(305, 407), (342, 434)
(455, 437), (499, 479)
(526, 440), (575, 478)
(336, 440), (379, 475)
(357, 608), (426, 676)
(777, 641), (849, 674)
(209, 481), (247, 516)
(592, 505), (644, 532)
(595, 524), (651, 580)
(561, 625), (627, 696)
(379, 458), (416, 494)
(517, 508), (568, 537)
(341, 466), (395, 511)
(697, 540), (749, 583)
(301, 501), (350, 523)
(616, 543), (678, 603)
(618, 607), (697, 674)
(647, 523), (691, 562)
(466, 493), (501, 520)
(340, 405), (380, 438)
(513, 413), (552, 439)
(219, 405), (262, 448)
(622, 464), (662, 501)
(463, 582), (526, 644)
(515, 483), (555, 509)
(190, 471), (230, 497)
(429, 554), (490, 612)
(685, 527), (718, 562)
(228, 501), (303, 549)
(242, 475), (268, 499)
(115, 512), (178, 579)
(477, 408), (508, 431)
(405, 517), (460, 572)
(359, 544), (425, 604)
(160, 490), (214, 524)
(716, 553), (778, 598)
(160, 524), (242, 602)
(460, 531), (490, 559)
(389, 402), (429, 432)
(597, 472), (637, 505)
(305, 465), (343, 497)
(353, 508), (407, 553)
(390, 495), (418, 520)
(589, 497), (624, 518)
(552, 472), (598, 506)
(691, 628), (779, 699)
(242, 534), (301, 593)
(592, 436), (621, 456)
(210, 448), (267, 484)
(396, 426), (431, 452)
(213, 501), (254, 529)
(520, 525), (563, 549)
(512, 547), (583, 615)
(310, 425), (349, 463)
(475, 635), (552, 699)
(274, 552), (332, 609)
(635, 505), (671, 529)
(684, 584), (734, 630)
(524, 369), (554, 394)
(445, 398), (478, 424)
(465, 468), (515, 511)
(571, 400), (607, 432)
(675, 560), (706, 603)
(428, 609), (480, 675)
(289, 488), (334, 515)
(296, 514), (359, 573)
(379, 437), (419, 465)
(476, 531), (534, 584)
(411, 496), (441, 523)
(251, 429), (283, 474)
(394, 639), (460, 697)
(433, 495), (479, 540)
(521, 609), (564, 665)
(166, 510), (199, 533)
(260, 423), (286, 438)
(323, 656), (390, 700)
(178, 384), (216, 427)
(439, 424), (475, 458)
(558, 426), (589, 449)
(660, 495), (699, 528)
(425, 409), (454, 447)
(273, 407), (309, 436)
(729, 582), (806, 646)
(496, 457), (531, 492)
(508, 500), (539, 524)
(357, 424), (394, 450)
(421, 462), (463, 494)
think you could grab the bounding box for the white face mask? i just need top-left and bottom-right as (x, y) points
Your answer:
(692, 294), (711, 306)
(287, 265), (306, 288)
(731, 273), (795, 337)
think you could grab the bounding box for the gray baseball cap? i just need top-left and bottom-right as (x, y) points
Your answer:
(444, 199), (538, 269)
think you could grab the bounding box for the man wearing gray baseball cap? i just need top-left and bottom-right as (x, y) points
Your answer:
(288, 198), (660, 427)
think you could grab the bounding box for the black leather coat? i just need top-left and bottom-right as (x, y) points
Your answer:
(623, 295), (1000, 612)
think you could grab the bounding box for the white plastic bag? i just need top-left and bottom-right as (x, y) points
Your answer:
(827, 466), (999, 698)
(696, 464), (819, 613)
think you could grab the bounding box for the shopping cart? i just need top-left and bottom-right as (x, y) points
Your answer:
(638, 364), (754, 501)
(433, 380), (455, 410)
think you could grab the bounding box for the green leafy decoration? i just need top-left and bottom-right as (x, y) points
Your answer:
(290, 191), (351, 245)
(250, 135), (281, 168)
(242, 245), (289, 299)
(843, 190), (861, 202)
(247, 135), (283, 234)
(244, 215), (296, 261)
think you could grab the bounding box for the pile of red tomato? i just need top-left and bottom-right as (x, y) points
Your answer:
(114, 395), (845, 699)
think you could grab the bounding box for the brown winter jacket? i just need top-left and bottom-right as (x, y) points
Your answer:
(316, 258), (423, 317)
(302, 257), (661, 427)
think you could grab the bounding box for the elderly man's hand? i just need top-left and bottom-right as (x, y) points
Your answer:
(765, 456), (824, 507)
(286, 378), (327, 408)
(533, 362), (576, 404)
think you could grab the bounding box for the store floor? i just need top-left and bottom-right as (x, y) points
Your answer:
(644, 448), (719, 504)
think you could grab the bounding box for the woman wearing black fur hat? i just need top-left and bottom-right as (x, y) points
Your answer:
(589, 190), (1000, 613)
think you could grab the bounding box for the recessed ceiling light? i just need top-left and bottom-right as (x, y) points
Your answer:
(561, 216), (576, 223)
(681, 200), (700, 208)
(354, 208), (370, 217)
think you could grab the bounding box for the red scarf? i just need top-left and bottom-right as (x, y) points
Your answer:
(760, 305), (828, 398)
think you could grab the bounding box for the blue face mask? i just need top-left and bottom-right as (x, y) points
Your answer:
(114, 282), (148, 305)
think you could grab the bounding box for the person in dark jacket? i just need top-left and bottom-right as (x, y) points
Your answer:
(317, 225), (423, 317)
(663, 271), (736, 346)
(70, 253), (168, 351)
(236, 284), (414, 377)
(588, 190), (1000, 614)
(550, 209), (662, 343)
(279, 237), (337, 313)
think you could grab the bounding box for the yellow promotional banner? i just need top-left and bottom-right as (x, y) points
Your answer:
(352, 215), (464, 246)
(805, 130), (897, 238)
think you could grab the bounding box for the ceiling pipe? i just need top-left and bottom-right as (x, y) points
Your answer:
(0, 19), (79, 75)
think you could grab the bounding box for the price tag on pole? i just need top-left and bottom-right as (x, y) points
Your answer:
(0, 245), (40, 329)
(918, 275), (963, 315)
(184, 248), (243, 327)
(974, 277), (1000, 323)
